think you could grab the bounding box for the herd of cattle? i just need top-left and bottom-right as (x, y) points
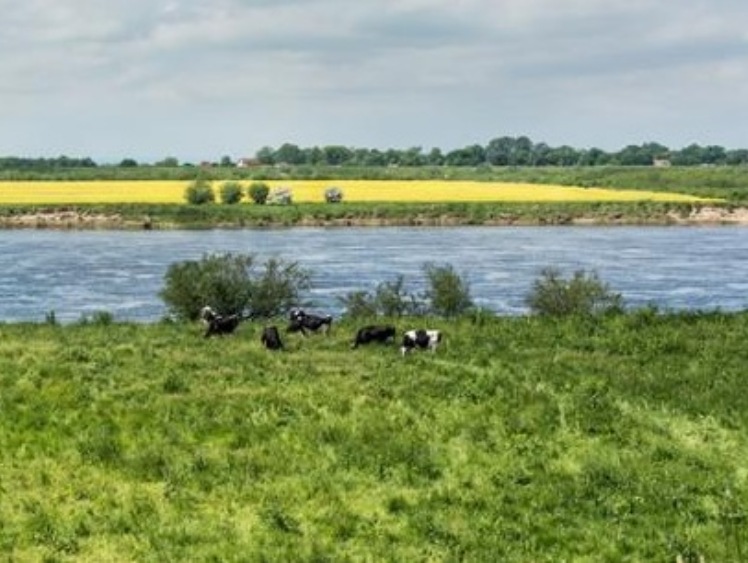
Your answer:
(199, 306), (442, 356)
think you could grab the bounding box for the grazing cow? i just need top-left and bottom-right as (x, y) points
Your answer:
(287, 308), (333, 336)
(261, 325), (284, 350)
(401, 329), (442, 355)
(200, 305), (245, 338)
(351, 325), (396, 349)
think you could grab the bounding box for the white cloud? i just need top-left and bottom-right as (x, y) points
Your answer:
(0, 0), (746, 160)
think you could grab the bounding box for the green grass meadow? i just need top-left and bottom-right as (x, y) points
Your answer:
(2, 313), (748, 561)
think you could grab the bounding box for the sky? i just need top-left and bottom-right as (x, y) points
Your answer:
(1, 0), (747, 163)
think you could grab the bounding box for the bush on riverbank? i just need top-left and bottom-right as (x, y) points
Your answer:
(1, 312), (747, 560)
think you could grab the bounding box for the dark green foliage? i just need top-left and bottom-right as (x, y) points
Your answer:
(341, 267), (474, 319)
(526, 267), (623, 317)
(219, 181), (243, 204)
(246, 257), (311, 319)
(339, 275), (423, 319)
(423, 263), (474, 317)
(338, 290), (379, 318)
(159, 252), (310, 321)
(160, 253), (253, 320)
(184, 178), (215, 205)
(248, 182), (270, 205)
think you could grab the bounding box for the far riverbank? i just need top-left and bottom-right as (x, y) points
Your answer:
(1, 202), (748, 230)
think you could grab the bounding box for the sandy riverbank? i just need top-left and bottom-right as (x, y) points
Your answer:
(1, 206), (747, 229)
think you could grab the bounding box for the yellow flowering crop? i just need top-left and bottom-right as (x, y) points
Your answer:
(0, 180), (714, 204)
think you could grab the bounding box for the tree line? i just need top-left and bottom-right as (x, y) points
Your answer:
(2, 137), (748, 171)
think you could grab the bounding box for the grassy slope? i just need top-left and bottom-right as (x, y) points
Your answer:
(1, 313), (747, 561)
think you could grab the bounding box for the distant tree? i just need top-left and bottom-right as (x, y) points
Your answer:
(219, 155), (234, 167)
(119, 158), (138, 168)
(444, 144), (486, 166)
(426, 147), (445, 166)
(275, 143), (306, 165)
(255, 146), (275, 165)
(545, 145), (580, 166)
(322, 145), (352, 166)
(671, 144), (705, 166)
(726, 149), (748, 165)
(400, 147), (425, 167)
(486, 136), (513, 166)
(155, 156), (179, 167)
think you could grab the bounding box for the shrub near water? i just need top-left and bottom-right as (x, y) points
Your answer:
(2, 314), (748, 560)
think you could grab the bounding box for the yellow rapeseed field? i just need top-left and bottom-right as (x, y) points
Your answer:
(0, 180), (713, 204)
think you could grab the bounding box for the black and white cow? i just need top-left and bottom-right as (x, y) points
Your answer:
(200, 305), (245, 338)
(400, 329), (442, 355)
(287, 308), (333, 336)
(261, 325), (284, 350)
(351, 325), (396, 349)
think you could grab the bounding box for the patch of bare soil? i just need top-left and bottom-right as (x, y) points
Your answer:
(0, 210), (146, 229)
(1, 206), (747, 229)
(666, 206), (748, 225)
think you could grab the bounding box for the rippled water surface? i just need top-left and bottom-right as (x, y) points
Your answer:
(1, 226), (746, 322)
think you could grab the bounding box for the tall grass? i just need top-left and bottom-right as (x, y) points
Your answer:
(1, 313), (747, 560)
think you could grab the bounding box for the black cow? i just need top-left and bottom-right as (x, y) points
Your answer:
(351, 325), (396, 349)
(261, 326), (284, 350)
(401, 329), (442, 355)
(200, 305), (245, 338)
(287, 309), (333, 336)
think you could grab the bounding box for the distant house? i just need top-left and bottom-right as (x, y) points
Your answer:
(236, 157), (261, 168)
(653, 157), (671, 167)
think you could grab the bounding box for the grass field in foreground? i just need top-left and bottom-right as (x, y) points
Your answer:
(0, 180), (717, 204)
(1, 313), (747, 560)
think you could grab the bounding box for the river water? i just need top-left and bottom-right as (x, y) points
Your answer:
(0, 226), (746, 323)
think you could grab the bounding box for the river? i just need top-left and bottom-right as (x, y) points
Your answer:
(0, 226), (746, 322)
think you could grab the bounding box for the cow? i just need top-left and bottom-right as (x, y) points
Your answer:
(351, 325), (397, 349)
(261, 325), (284, 350)
(200, 305), (246, 338)
(287, 308), (333, 336)
(401, 329), (442, 355)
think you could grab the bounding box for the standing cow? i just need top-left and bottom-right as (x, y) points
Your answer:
(401, 329), (442, 355)
(261, 326), (284, 350)
(287, 309), (333, 336)
(200, 305), (245, 338)
(351, 325), (397, 349)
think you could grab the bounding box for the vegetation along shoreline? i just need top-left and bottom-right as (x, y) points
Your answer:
(1, 202), (747, 229)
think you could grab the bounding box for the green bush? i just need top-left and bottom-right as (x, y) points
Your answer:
(338, 290), (379, 319)
(248, 182), (270, 205)
(423, 263), (474, 317)
(219, 181), (244, 204)
(159, 253), (310, 321)
(375, 275), (422, 317)
(184, 178), (215, 205)
(340, 276), (422, 319)
(341, 269), (470, 318)
(525, 267), (623, 317)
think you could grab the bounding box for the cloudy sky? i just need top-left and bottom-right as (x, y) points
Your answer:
(1, 0), (747, 163)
